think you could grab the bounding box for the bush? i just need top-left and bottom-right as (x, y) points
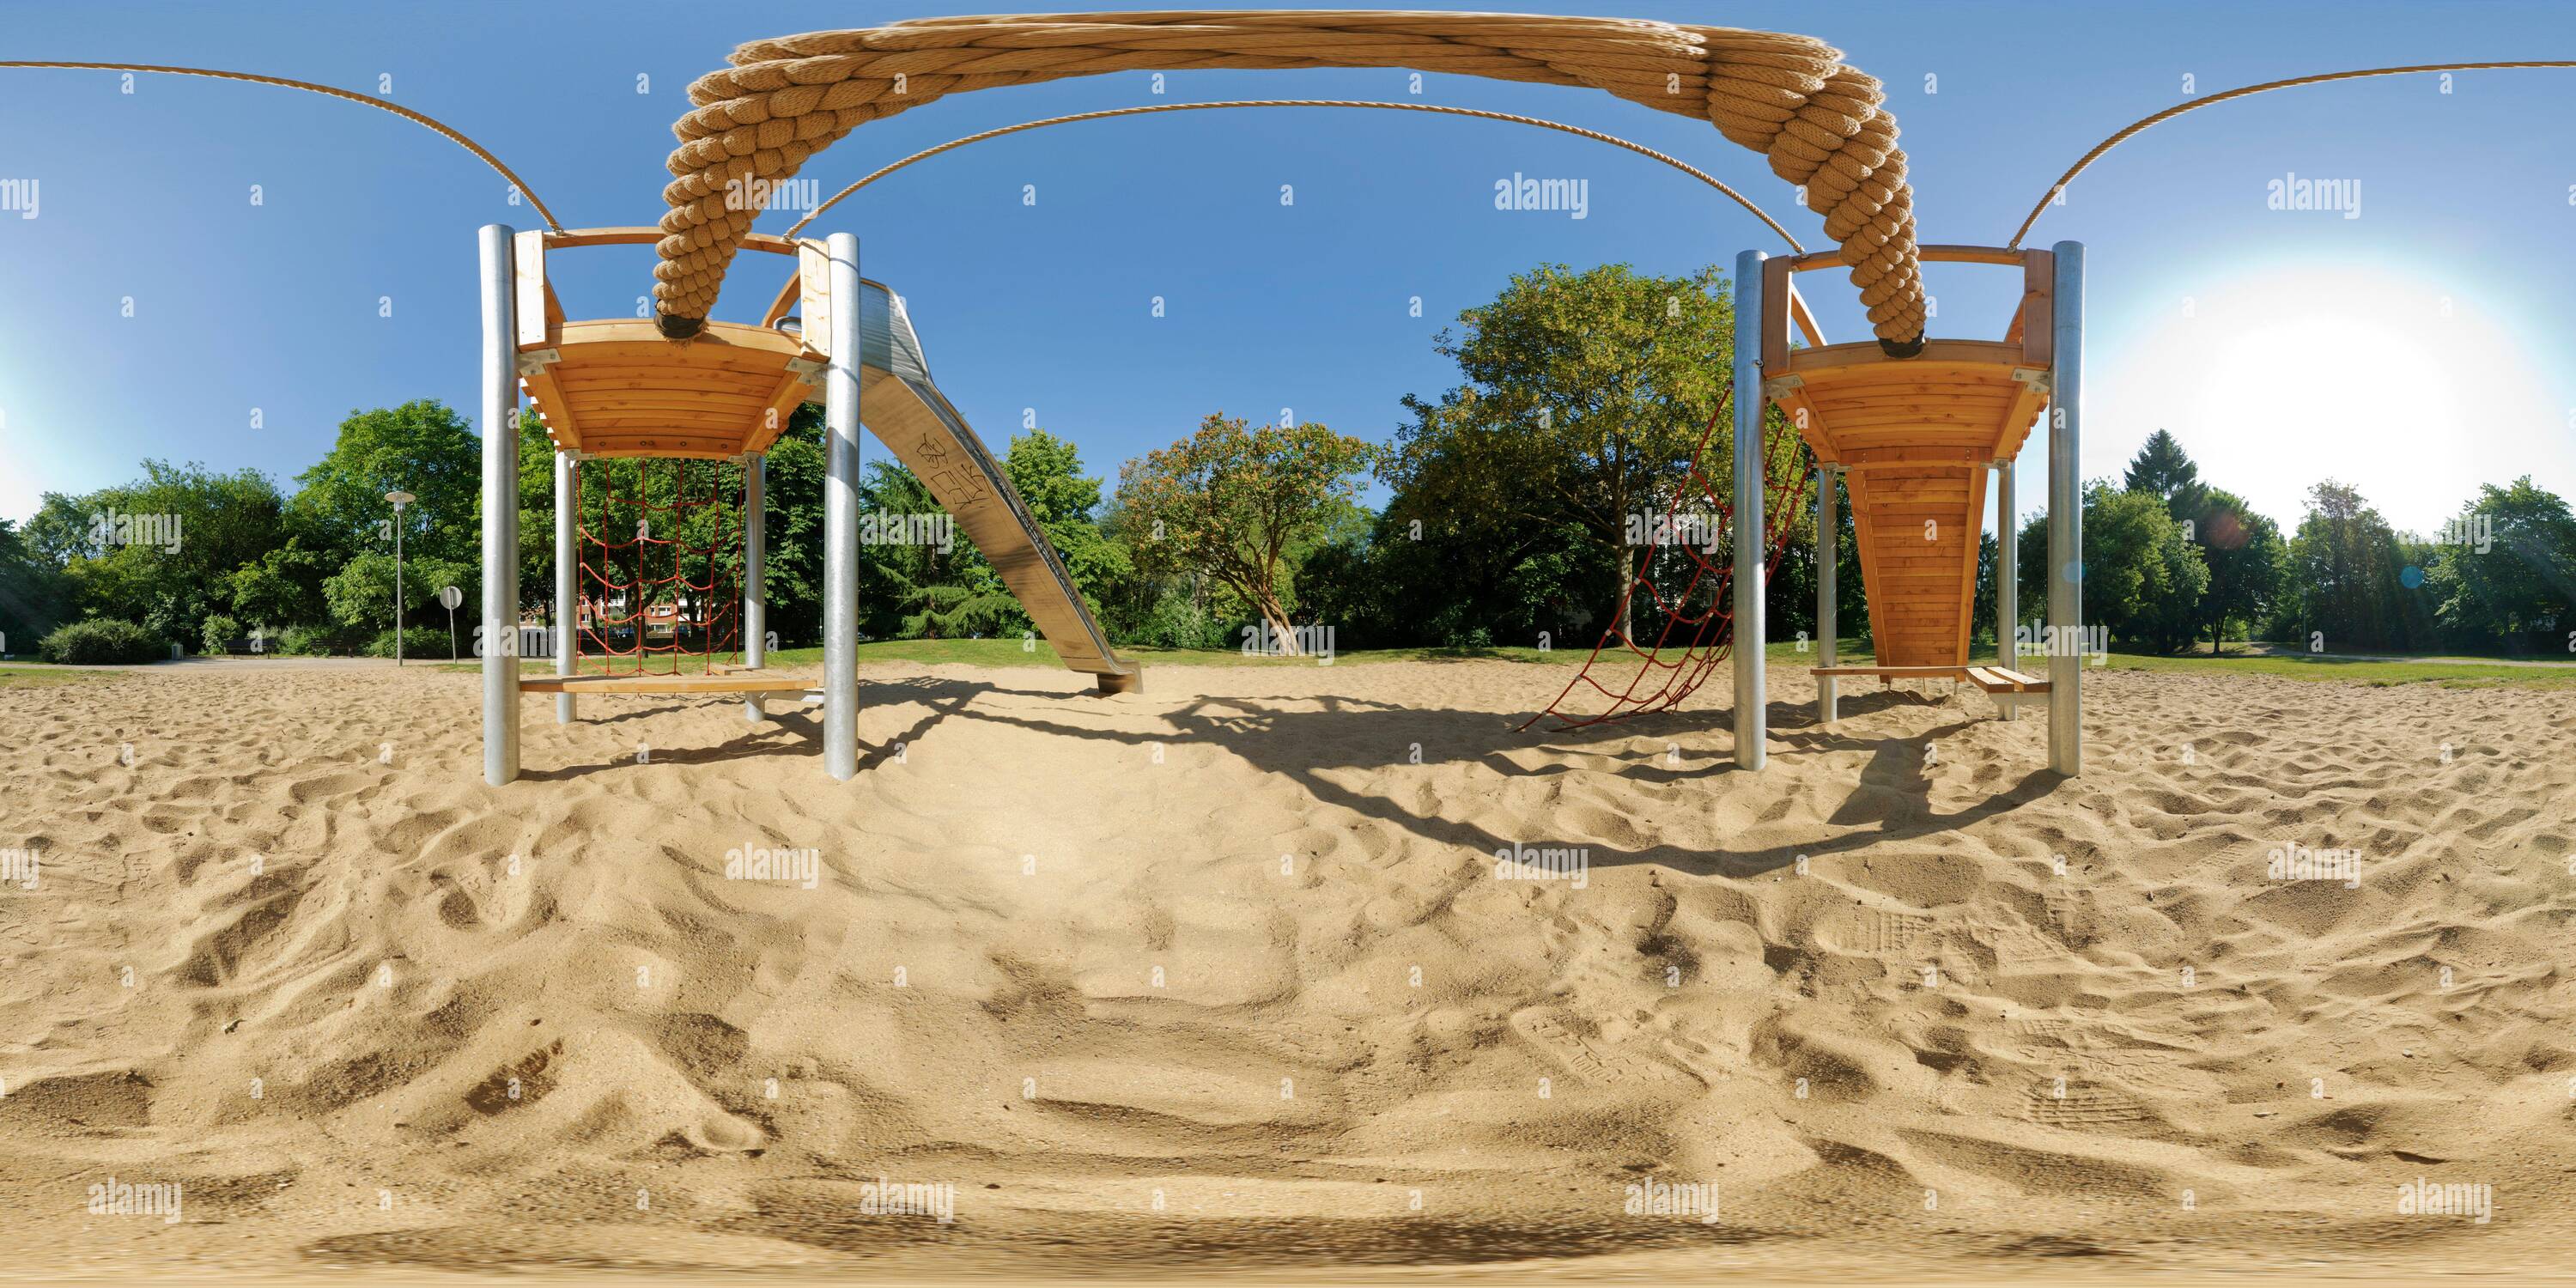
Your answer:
(365, 626), (455, 659)
(39, 618), (166, 665)
(1127, 587), (1229, 650)
(200, 614), (241, 656)
(278, 625), (336, 657)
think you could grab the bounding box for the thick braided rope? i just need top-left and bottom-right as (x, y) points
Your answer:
(0, 61), (562, 230)
(2009, 59), (2576, 248)
(655, 11), (1923, 343)
(780, 99), (1808, 249)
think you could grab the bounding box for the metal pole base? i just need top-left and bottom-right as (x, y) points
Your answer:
(745, 697), (766, 722)
(1818, 677), (1838, 725)
(556, 694), (577, 725)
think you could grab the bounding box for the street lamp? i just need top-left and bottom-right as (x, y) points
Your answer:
(386, 490), (416, 665)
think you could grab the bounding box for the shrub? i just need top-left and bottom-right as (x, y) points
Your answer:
(1128, 587), (1228, 650)
(39, 618), (166, 665)
(200, 614), (241, 656)
(365, 626), (454, 659)
(278, 625), (336, 657)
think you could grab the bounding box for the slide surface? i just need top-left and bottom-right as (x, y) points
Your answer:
(854, 280), (1137, 685)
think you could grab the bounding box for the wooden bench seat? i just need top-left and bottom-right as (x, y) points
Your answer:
(518, 673), (811, 696)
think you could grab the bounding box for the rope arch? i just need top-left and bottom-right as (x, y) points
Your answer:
(0, 61), (562, 229)
(2007, 59), (2576, 249)
(779, 99), (1811, 251)
(653, 10), (1926, 348)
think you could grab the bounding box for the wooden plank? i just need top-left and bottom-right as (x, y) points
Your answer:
(1785, 342), (2026, 380)
(520, 673), (809, 695)
(520, 363), (582, 453)
(1812, 665), (1971, 677)
(542, 227), (805, 258)
(2020, 249), (2056, 368)
(513, 229), (551, 351)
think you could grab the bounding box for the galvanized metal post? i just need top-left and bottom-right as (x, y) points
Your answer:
(822, 233), (863, 780)
(478, 224), (520, 786)
(553, 450), (577, 725)
(1995, 458), (2017, 722)
(742, 452), (768, 722)
(2047, 241), (2085, 775)
(1731, 249), (1767, 770)
(1815, 464), (1838, 725)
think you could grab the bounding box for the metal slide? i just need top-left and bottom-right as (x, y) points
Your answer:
(854, 280), (1139, 691)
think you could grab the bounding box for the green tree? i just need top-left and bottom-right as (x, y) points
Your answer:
(40, 461), (288, 649)
(2123, 428), (2202, 505)
(2182, 488), (2284, 653)
(2424, 477), (2576, 653)
(290, 399), (483, 569)
(1116, 413), (1376, 655)
(0, 517), (74, 652)
(1382, 263), (1779, 641)
(2016, 483), (2208, 653)
(2275, 479), (2424, 652)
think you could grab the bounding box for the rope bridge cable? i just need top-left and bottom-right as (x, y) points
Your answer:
(2008, 59), (2576, 249)
(655, 11), (1927, 348)
(1518, 389), (1815, 732)
(782, 100), (1805, 249)
(0, 60), (563, 231)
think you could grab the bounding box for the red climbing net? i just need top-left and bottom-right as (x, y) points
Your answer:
(574, 458), (744, 676)
(1522, 390), (1814, 732)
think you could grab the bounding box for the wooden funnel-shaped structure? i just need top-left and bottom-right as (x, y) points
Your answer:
(1759, 246), (2056, 669)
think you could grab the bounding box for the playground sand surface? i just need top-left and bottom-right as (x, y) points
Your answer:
(3, 658), (2575, 1283)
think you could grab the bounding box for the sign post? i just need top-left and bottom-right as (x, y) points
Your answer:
(439, 585), (465, 662)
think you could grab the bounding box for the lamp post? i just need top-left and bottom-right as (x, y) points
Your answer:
(386, 490), (416, 665)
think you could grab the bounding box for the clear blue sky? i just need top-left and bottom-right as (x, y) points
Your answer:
(5, 0), (2572, 538)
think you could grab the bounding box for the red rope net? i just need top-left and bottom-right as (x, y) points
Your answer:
(1521, 390), (1814, 732)
(574, 458), (743, 676)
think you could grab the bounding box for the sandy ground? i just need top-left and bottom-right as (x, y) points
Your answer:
(3, 657), (2573, 1283)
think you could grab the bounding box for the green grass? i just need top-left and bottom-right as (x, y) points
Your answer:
(431, 633), (2576, 691)
(0, 665), (100, 689)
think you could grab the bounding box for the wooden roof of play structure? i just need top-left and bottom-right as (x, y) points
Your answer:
(1761, 245), (2055, 670)
(513, 228), (823, 460)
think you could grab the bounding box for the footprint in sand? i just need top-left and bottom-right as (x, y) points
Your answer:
(1510, 1007), (1704, 1093)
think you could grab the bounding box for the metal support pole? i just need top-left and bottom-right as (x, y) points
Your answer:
(742, 453), (768, 722)
(478, 224), (520, 786)
(1995, 458), (2017, 722)
(392, 513), (404, 666)
(1731, 249), (1767, 771)
(822, 232), (863, 780)
(1815, 465), (1838, 725)
(553, 449), (578, 725)
(2047, 240), (2085, 775)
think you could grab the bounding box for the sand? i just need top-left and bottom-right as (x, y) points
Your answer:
(2, 655), (2573, 1282)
